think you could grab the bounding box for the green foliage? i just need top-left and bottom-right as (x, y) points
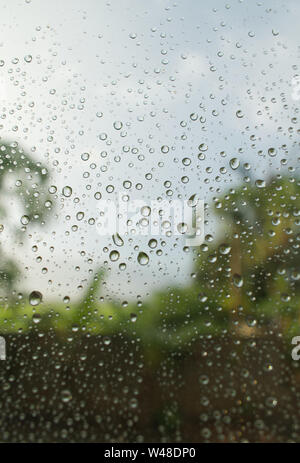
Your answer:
(0, 174), (299, 359)
(196, 175), (300, 336)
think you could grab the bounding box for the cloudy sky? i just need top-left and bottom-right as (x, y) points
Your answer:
(0, 0), (299, 304)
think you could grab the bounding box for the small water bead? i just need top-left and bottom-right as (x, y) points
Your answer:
(130, 313), (137, 323)
(123, 180), (132, 189)
(109, 250), (120, 262)
(76, 212), (84, 221)
(113, 121), (123, 130)
(24, 54), (32, 63)
(81, 152), (90, 161)
(204, 235), (213, 244)
(141, 206), (151, 217)
(281, 293), (290, 303)
(137, 252), (149, 265)
(148, 238), (157, 249)
(199, 375), (209, 385)
(62, 186), (72, 197)
(232, 273), (244, 288)
(182, 157), (191, 166)
(161, 145), (169, 154)
(177, 222), (188, 234)
(188, 194), (200, 207)
(255, 179), (266, 188)
(61, 390), (72, 403)
(106, 185), (114, 193)
(45, 200), (52, 209)
(246, 316), (257, 328)
(29, 290), (43, 306)
(268, 147), (277, 157)
(199, 143), (208, 152)
(291, 271), (300, 281)
(112, 233), (124, 247)
(21, 215), (30, 225)
(103, 336), (111, 346)
(229, 158), (240, 170)
(219, 243), (231, 255)
(265, 397), (278, 408)
(49, 185), (57, 194)
(32, 313), (41, 324)
(236, 110), (244, 118)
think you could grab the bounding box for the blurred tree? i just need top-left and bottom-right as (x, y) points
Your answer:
(1, 173), (300, 356)
(0, 140), (51, 300)
(53, 174), (300, 356)
(195, 174), (300, 338)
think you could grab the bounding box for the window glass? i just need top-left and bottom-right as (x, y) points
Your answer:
(0, 0), (299, 443)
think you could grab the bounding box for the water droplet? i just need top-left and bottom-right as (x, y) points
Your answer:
(103, 336), (111, 346)
(233, 273), (243, 288)
(112, 233), (124, 247)
(81, 152), (90, 161)
(29, 291), (43, 306)
(230, 158), (240, 170)
(109, 250), (120, 262)
(113, 121), (123, 130)
(199, 143), (208, 152)
(61, 390), (72, 403)
(141, 206), (151, 217)
(255, 179), (266, 188)
(137, 252), (149, 266)
(177, 222), (188, 234)
(21, 215), (30, 225)
(148, 238), (157, 249)
(32, 313), (42, 324)
(161, 145), (169, 154)
(219, 244), (231, 255)
(268, 147), (277, 157)
(62, 186), (72, 197)
(130, 313), (137, 323)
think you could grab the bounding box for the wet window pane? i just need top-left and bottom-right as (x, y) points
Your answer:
(0, 0), (299, 443)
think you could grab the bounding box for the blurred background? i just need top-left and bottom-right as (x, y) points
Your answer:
(0, 0), (299, 442)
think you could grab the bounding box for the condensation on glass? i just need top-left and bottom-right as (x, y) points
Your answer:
(0, 0), (299, 443)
